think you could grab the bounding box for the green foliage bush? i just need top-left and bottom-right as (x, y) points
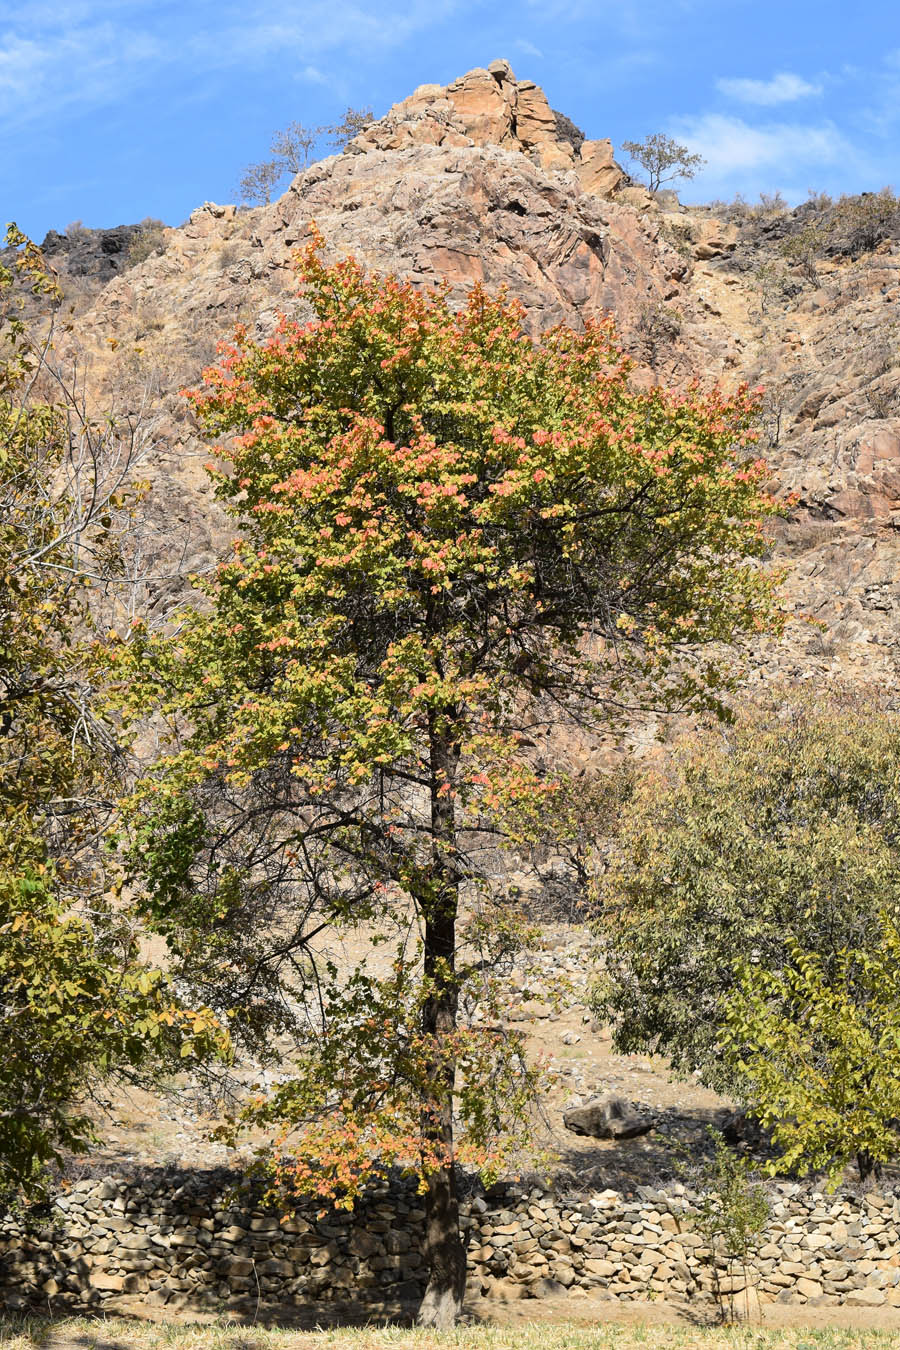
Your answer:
(723, 912), (900, 1184)
(126, 218), (167, 267)
(591, 691), (900, 1097)
(0, 226), (225, 1203)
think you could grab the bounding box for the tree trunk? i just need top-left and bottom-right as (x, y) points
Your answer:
(417, 1139), (466, 1327)
(417, 722), (466, 1328)
(857, 1149), (881, 1185)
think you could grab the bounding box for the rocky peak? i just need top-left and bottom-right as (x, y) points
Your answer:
(351, 60), (644, 206)
(51, 66), (900, 696)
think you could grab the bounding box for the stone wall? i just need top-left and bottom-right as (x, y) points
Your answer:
(2, 1172), (900, 1314)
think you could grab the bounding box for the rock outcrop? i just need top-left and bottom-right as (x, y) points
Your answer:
(351, 59), (638, 203)
(41, 223), (147, 281)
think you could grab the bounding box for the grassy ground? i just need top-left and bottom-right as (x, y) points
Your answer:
(1, 1318), (899, 1350)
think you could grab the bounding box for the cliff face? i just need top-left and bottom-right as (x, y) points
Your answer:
(62, 63), (900, 691)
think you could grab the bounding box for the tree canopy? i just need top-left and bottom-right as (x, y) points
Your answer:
(119, 230), (783, 1324)
(723, 911), (900, 1185)
(0, 225), (225, 1203)
(592, 691), (900, 1097)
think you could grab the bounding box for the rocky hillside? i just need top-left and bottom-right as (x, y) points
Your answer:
(60, 59), (900, 690)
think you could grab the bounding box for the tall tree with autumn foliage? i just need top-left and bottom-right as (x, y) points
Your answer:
(120, 229), (784, 1325)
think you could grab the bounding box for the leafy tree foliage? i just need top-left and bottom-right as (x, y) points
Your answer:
(723, 914), (900, 1185)
(592, 692), (900, 1096)
(0, 861), (222, 1201)
(119, 231), (782, 1324)
(0, 226), (225, 1202)
(621, 134), (705, 193)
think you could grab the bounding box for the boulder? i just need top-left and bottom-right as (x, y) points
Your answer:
(563, 1094), (653, 1141)
(577, 139), (625, 199)
(445, 66), (517, 146)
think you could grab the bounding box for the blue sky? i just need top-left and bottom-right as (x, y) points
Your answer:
(4, 0), (898, 240)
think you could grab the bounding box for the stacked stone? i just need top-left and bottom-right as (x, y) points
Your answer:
(0, 1174), (428, 1313)
(464, 1184), (695, 1301)
(2, 1174), (900, 1313)
(753, 1185), (900, 1308)
(464, 1182), (900, 1308)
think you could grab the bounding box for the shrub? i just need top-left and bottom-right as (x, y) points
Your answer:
(126, 218), (167, 267)
(591, 690), (900, 1097)
(829, 189), (900, 258)
(723, 913), (900, 1184)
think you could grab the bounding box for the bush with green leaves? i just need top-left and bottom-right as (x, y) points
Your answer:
(591, 691), (900, 1097)
(689, 1130), (770, 1322)
(723, 912), (900, 1184)
(0, 225), (226, 1203)
(0, 861), (223, 1202)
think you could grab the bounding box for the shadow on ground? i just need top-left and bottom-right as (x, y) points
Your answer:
(550, 1102), (734, 1192)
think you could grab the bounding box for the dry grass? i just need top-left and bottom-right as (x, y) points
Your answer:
(2, 1318), (899, 1350)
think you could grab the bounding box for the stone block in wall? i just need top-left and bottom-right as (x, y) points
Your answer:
(846, 1287), (887, 1305)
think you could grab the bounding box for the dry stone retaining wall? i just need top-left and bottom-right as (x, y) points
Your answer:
(2, 1172), (900, 1313)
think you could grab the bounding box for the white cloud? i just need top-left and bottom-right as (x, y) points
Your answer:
(299, 64), (329, 86)
(0, 21), (163, 122)
(0, 35), (48, 95)
(514, 39), (544, 59)
(0, 1), (463, 130)
(716, 71), (822, 106)
(672, 112), (851, 180)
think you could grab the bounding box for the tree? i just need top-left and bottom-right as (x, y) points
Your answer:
(238, 120), (321, 206)
(592, 691), (900, 1096)
(1, 222), (144, 900)
(119, 230), (783, 1325)
(270, 120), (323, 176)
(238, 110), (375, 205)
(0, 225), (225, 1202)
(621, 134), (705, 193)
(326, 105), (374, 150)
(237, 158), (287, 208)
(722, 913), (900, 1185)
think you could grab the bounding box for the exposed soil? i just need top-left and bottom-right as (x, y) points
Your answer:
(78, 920), (730, 1188)
(39, 1291), (900, 1336)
